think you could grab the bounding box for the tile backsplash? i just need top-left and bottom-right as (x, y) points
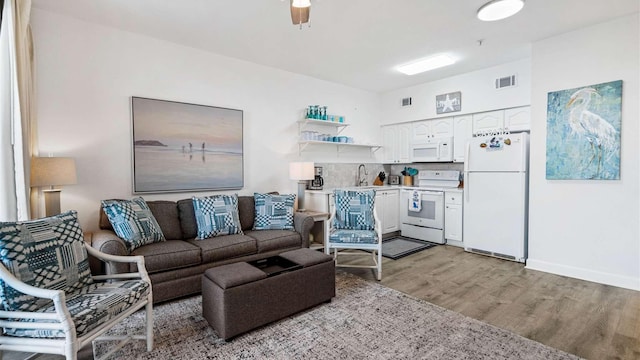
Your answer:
(315, 163), (386, 188)
(314, 162), (463, 188)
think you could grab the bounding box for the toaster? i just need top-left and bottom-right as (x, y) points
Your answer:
(388, 175), (400, 185)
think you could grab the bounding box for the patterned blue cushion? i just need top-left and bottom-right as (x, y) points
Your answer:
(253, 193), (295, 230)
(193, 194), (243, 239)
(0, 211), (94, 312)
(333, 189), (376, 230)
(329, 229), (379, 244)
(4, 279), (150, 338)
(101, 197), (166, 251)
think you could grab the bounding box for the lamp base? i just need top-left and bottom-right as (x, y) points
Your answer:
(42, 189), (62, 217)
(297, 181), (308, 212)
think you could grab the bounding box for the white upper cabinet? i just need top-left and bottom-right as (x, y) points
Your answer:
(382, 124), (411, 164)
(382, 125), (398, 163)
(411, 121), (431, 143)
(411, 117), (453, 143)
(504, 106), (531, 132)
(453, 115), (472, 163)
(431, 117), (454, 137)
(472, 110), (504, 134)
(397, 124), (411, 163)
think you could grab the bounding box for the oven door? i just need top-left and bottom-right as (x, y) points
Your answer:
(400, 190), (444, 229)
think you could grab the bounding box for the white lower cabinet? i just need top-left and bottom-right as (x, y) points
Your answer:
(307, 189), (399, 235)
(444, 191), (463, 246)
(375, 189), (399, 234)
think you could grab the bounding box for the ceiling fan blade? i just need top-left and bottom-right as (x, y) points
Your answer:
(290, 1), (310, 25)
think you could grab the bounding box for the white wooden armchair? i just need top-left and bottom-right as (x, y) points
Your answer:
(326, 189), (383, 280)
(0, 211), (153, 360)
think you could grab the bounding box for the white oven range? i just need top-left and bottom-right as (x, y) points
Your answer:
(400, 189), (445, 244)
(400, 170), (460, 244)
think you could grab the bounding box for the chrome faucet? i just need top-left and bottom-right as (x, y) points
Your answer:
(357, 164), (368, 187)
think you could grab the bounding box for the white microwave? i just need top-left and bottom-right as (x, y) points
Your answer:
(410, 137), (453, 162)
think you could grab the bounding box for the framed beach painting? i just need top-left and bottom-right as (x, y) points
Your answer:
(131, 97), (243, 193)
(546, 80), (622, 180)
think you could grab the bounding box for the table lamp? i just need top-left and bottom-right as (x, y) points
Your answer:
(31, 157), (77, 216)
(289, 162), (314, 211)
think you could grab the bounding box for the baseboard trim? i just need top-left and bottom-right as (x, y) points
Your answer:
(526, 258), (640, 291)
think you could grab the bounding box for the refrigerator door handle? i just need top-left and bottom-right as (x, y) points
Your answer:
(464, 142), (470, 202)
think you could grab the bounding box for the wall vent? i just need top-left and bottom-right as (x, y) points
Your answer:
(495, 75), (517, 89)
(401, 97), (412, 107)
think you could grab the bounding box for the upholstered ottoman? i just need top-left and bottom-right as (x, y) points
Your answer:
(202, 248), (335, 340)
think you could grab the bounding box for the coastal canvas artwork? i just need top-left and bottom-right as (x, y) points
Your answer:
(546, 80), (622, 180)
(132, 97), (243, 193)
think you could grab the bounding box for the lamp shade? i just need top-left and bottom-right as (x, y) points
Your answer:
(31, 157), (77, 187)
(289, 162), (314, 181)
(291, 0), (311, 8)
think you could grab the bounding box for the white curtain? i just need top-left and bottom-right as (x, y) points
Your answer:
(0, 0), (34, 221)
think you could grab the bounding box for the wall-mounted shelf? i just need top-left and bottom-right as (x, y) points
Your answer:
(297, 118), (349, 134)
(297, 140), (381, 156)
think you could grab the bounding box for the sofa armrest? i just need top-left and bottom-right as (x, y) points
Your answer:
(293, 212), (315, 248)
(88, 230), (130, 275)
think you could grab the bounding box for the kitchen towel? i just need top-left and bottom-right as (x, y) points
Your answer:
(409, 190), (421, 212)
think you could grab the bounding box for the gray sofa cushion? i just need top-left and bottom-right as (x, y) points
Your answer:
(244, 230), (302, 253)
(237, 196), (255, 231)
(147, 201), (183, 240)
(130, 240), (201, 274)
(188, 234), (257, 263)
(177, 199), (198, 239)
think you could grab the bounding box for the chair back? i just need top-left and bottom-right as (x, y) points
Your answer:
(333, 189), (376, 231)
(0, 211), (93, 312)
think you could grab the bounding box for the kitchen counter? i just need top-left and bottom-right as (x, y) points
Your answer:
(306, 185), (463, 194)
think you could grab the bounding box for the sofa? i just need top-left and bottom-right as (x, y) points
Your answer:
(88, 195), (315, 303)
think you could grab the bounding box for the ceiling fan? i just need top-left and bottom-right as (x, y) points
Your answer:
(290, 0), (310, 28)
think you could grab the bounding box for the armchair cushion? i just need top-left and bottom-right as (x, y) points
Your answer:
(101, 197), (166, 251)
(0, 211), (94, 312)
(329, 229), (379, 244)
(193, 194), (243, 239)
(4, 279), (150, 338)
(253, 193), (295, 230)
(333, 189), (376, 231)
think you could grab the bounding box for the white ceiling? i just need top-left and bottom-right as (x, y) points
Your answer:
(31, 0), (639, 93)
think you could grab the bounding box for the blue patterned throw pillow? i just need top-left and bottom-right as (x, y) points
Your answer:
(333, 189), (376, 230)
(101, 197), (166, 251)
(193, 194), (243, 239)
(0, 211), (94, 312)
(253, 193), (295, 230)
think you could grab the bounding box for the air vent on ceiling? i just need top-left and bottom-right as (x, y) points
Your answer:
(495, 75), (517, 89)
(401, 97), (412, 107)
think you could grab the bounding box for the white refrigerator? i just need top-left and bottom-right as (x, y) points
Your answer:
(463, 132), (529, 263)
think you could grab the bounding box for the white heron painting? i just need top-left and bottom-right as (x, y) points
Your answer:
(546, 80), (622, 180)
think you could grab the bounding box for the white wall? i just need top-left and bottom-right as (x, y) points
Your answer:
(31, 9), (382, 232)
(380, 59), (532, 125)
(528, 14), (640, 290)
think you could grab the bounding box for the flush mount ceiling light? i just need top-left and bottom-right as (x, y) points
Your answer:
(477, 0), (524, 21)
(396, 54), (455, 76)
(290, 0), (311, 28)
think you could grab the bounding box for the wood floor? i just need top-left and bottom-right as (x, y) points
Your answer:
(339, 244), (640, 360)
(5, 245), (639, 360)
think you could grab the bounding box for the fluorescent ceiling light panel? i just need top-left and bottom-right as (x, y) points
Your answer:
(477, 0), (524, 21)
(396, 54), (455, 75)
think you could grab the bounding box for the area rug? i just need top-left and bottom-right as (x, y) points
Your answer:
(95, 272), (581, 360)
(381, 236), (436, 259)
